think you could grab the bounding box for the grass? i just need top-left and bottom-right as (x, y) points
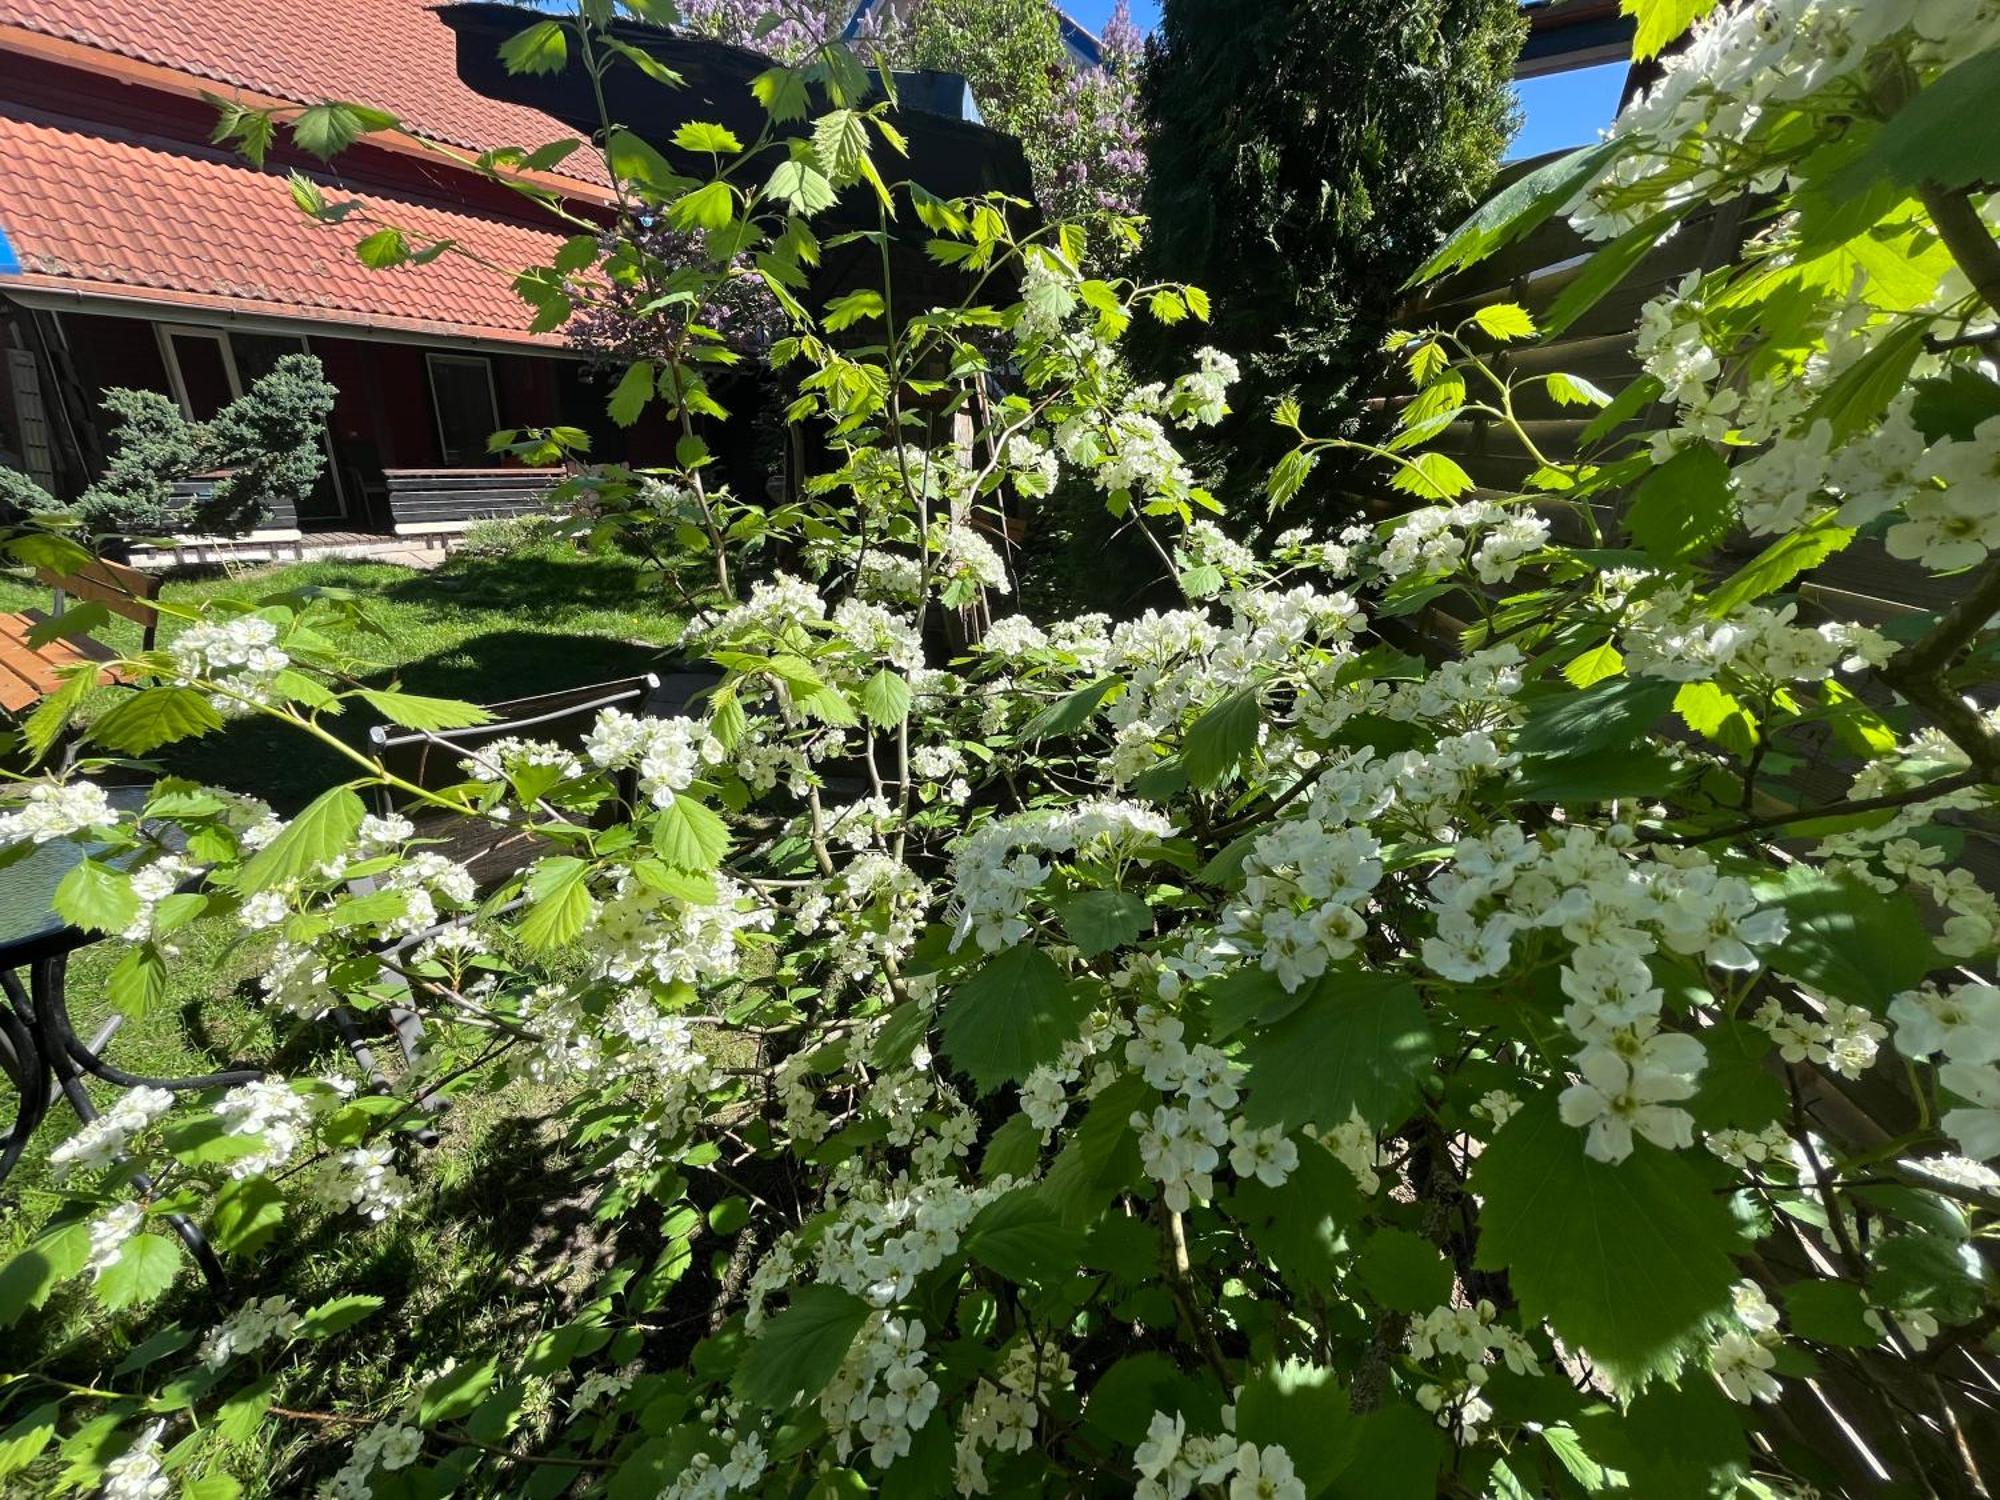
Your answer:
(0, 535), (687, 810)
(1, 535), (714, 1494)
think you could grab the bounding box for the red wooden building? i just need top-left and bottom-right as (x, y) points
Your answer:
(0, 0), (626, 542)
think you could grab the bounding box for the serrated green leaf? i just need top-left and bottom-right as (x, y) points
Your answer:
(520, 855), (594, 950)
(652, 796), (730, 871)
(1239, 970), (1432, 1132)
(240, 785), (366, 892)
(297, 1294), (384, 1338)
(1353, 1228), (1453, 1313)
(1471, 1094), (1738, 1384)
(1625, 442), (1733, 562)
(738, 1286), (870, 1408)
(859, 668), (911, 727)
(87, 687), (223, 754)
(1056, 889), (1151, 958)
(673, 121), (742, 154)
(355, 688), (494, 732)
(499, 18), (569, 75)
(609, 360), (655, 427)
(54, 858), (138, 935)
(669, 180), (735, 233)
(941, 945), (1089, 1095)
(1562, 641), (1625, 688)
(1623, 0), (1719, 59)
(1705, 513), (1854, 617)
(1412, 139), (1628, 286)
(95, 1233), (180, 1311)
(1756, 865), (1936, 1011)
(1182, 690), (1261, 790)
(210, 1176), (284, 1258)
(1471, 302), (1537, 341)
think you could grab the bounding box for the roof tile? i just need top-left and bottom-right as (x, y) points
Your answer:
(0, 107), (569, 345)
(0, 0), (604, 183)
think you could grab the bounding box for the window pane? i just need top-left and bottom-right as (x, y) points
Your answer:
(429, 357), (499, 465)
(169, 334), (235, 420)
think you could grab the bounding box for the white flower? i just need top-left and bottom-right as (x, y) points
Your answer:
(87, 1201), (145, 1276)
(0, 779), (118, 845)
(1890, 982), (2000, 1064)
(1558, 1050), (1698, 1162)
(1228, 1442), (1306, 1500)
(1708, 1329), (1781, 1404)
(1227, 1121), (1299, 1187)
(101, 1422), (170, 1500)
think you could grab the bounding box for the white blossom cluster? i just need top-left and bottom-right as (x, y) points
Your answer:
(170, 612), (290, 705)
(1406, 1299), (1540, 1437)
(585, 708), (722, 809)
(0, 777), (117, 844)
(198, 1293), (299, 1367)
(1707, 1281), (1784, 1405)
(308, 1143), (412, 1222)
(319, 1421), (424, 1500)
(593, 874), (771, 986)
(100, 1422), (170, 1500)
(1133, 1410), (1306, 1500)
(950, 800), (1174, 951)
(1890, 980), (2000, 1157)
(48, 1085), (175, 1180)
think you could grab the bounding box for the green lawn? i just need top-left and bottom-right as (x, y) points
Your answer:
(0, 536), (687, 809)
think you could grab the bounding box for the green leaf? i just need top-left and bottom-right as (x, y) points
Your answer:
(1041, 1073), (1150, 1226)
(1548, 371), (1613, 409)
(1623, 0), (1719, 60)
(1182, 690), (1261, 790)
(1544, 207), (1685, 337)
(1239, 970), (1432, 1132)
(1329, 1402), (1447, 1500)
(751, 66), (812, 122)
(1056, 889), (1151, 958)
(738, 1286), (871, 1409)
(0, 1220), (92, 1328)
(1412, 139), (1628, 286)
(1706, 514), (1855, 618)
(107, 943), (168, 1018)
(1756, 865), (1936, 1011)
(210, 1176), (285, 1258)
(297, 1293), (385, 1338)
(652, 796), (730, 871)
(766, 158), (836, 213)
(1389, 451), (1475, 500)
(22, 664), (100, 763)
(1352, 1228), (1453, 1313)
(1023, 675), (1123, 739)
(1674, 681), (1759, 756)
(1234, 1364), (1358, 1495)
(608, 360), (655, 427)
(1509, 744), (1679, 803)
(673, 121), (742, 154)
(54, 858), (138, 936)
(421, 1355), (500, 1424)
(499, 18), (569, 75)
(1910, 367), (2000, 444)
(1562, 641), (1625, 689)
(1471, 302), (1537, 341)
(606, 128), (685, 195)
(858, 668), (911, 727)
(520, 856), (594, 951)
(940, 945), (1090, 1095)
(87, 687), (223, 754)
(95, 1233), (181, 1311)
(963, 1189), (1084, 1286)
(1804, 317), (1931, 442)
(1471, 1094), (1738, 1384)
(669, 181), (735, 233)
(1783, 1280), (1876, 1347)
(354, 688), (494, 732)
(291, 103), (369, 160)
(1515, 677), (1680, 760)
(1828, 46), (2000, 198)
(0, 1403), (60, 1480)
(354, 227), (409, 269)
(240, 785), (366, 892)
(1625, 443), (1733, 562)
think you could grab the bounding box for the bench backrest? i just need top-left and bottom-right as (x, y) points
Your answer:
(365, 673), (661, 815)
(38, 558), (162, 631)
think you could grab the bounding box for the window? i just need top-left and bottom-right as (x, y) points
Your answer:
(426, 354), (501, 465)
(157, 325), (241, 421)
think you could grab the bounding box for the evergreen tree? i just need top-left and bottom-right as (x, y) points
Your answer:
(1139, 0), (1524, 494)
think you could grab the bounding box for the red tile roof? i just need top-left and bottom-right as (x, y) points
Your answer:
(0, 0), (606, 187)
(0, 107), (570, 346)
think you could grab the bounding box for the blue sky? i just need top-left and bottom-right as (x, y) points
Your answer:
(1060, 1), (1625, 161)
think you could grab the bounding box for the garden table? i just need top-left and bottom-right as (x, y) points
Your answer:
(0, 786), (255, 1285)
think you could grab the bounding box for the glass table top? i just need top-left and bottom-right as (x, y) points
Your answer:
(0, 784), (151, 960)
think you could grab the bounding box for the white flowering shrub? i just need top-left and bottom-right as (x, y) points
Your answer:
(8, 2), (2000, 1494)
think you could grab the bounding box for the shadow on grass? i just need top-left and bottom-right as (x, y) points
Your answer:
(159, 629), (669, 812)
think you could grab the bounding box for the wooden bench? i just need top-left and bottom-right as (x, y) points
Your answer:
(0, 558), (161, 714)
(382, 468), (562, 537)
